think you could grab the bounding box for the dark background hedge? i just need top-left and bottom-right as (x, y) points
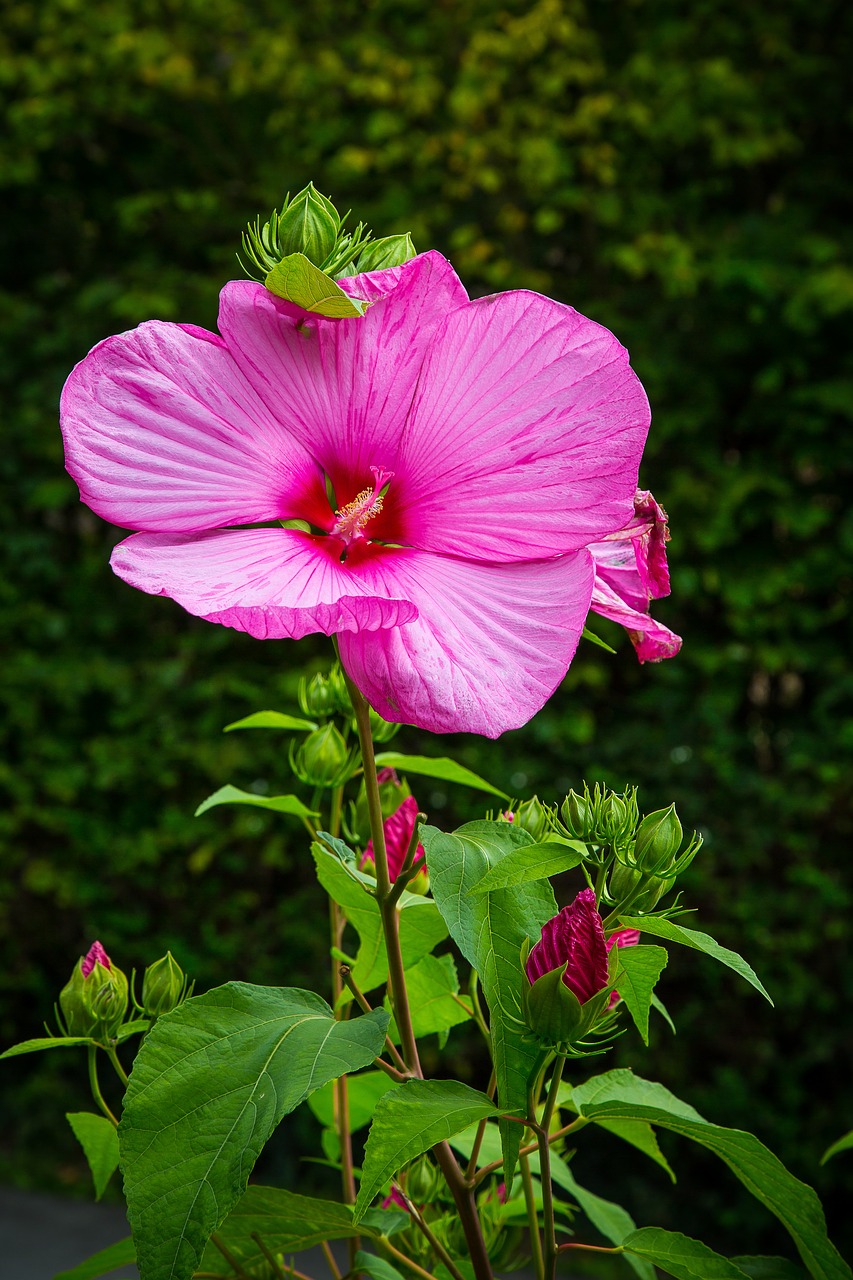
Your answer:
(1, 0), (850, 1270)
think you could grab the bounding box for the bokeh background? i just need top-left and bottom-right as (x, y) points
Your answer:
(1, 0), (850, 1272)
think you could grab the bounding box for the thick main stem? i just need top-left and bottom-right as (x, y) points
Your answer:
(343, 671), (494, 1280)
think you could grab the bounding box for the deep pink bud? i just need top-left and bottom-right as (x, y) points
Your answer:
(525, 889), (608, 1005)
(376, 767), (401, 786)
(605, 927), (641, 1008)
(81, 941), (111, 978)
(382, 1186), (410, 1212)
(361, 796), (426, 884)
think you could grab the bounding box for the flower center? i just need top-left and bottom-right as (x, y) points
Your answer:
(332, 466), (393, 544)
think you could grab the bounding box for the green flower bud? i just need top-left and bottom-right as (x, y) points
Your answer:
(59, 942), (128, 1040)
(356, 233), (417, 273)
(297, 671), (338, 718)
(634, 804), (682, 871)
(513, 796), (550, 841)
(405, 1156), (442, 1204)
(277, 184), (340, 265)
(291, 723), (352, 787)
(141, 951), (189, 1018)
(561, 790), (590, 839)
(608, 861), (643, 903)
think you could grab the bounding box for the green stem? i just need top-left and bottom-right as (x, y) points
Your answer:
(106, 1044), (129, 1087)
(520, 1152), (544, 1280)
(250, 1232), (285, 1279)
(87, 1046), (118, 1126)
(210, 1233), (254, 1280)
(320, 1240), (342, 1280)
(537, 1058), (566, 1280)
(376, 1235), (441, 1280)
(386, 810), (426, 907)
(397, 1185), (468, 1280)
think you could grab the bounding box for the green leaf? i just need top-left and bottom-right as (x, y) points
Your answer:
(374, 752), (508, 799)
(422, 821), (557, 1188)
(223, 711), (317, 733)
(731, 1257), (808, 1279)
(821, 1130), (853, 1164)
(264, 253), (369, 316)
(581, 625), (617, 653)
(618, 915), (773, 1004)
(53, 1237), (136, 1280)
(312, 844), (447, 993)
(66, 1112), (120, 1201)
(385, 954), (472, 1042)
(197, 1185), (377, 1273)
(354, 1251), (407, 1280)
(624, 1226), (752, 1278)
(116, 1019), (151, 1042)
(0, 1034), (93, 1058)
(548, 1153), (655, 1280)
(119, 982), (389, 1280)
(308, 1070), (402, 1132)
(568, 1069), (850, 1280)
(614, 944), (668, 1044)
(594, 1117), (676, 1182)
(195, 784), (317, 820)
(354, 1079), (501, 1221)
(651, 991), (676, 1033)
(469, 839), (585, 894)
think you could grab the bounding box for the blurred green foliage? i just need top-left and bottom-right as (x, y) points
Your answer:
(1, 0), (850, 1264)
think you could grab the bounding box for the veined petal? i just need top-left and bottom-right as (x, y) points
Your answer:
(338, 546), (595, 737)
(394, 290), (650, 561)
(217, 252), (469, 504)
(61, 321), (329, 532)
(110, 529), (418, 640)
(590, 576), (682, 663)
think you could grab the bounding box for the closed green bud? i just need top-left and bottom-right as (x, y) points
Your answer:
(59, 942), (128, 1040)
(513, 796), (549, 841)
(291, 723), (351, 787)
(298, 671), (338, 718)
(608, 861), (643, 903)
(634, 804), (682, 871)
(356, 233), (417, 273)
(141, 951), (188, 1018)
(278, 184), (340, 265)
(561, 790), (590, 838)
(405, 1156), (442, 1204)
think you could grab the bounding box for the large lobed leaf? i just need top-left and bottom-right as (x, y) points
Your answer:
(422, 820), (558, 1187)
(119, 983), (388, 1280)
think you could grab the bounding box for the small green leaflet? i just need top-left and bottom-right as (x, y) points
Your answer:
(821, 1130), (853, 1164)
(308, 1070), (401, 1132)
(618, 915), (772, 1004)
(581, 625), (617, 653)
(374, 751), (508, 799)
(615, 944), (669, 1044)
(265, 253), (370, 316)
(568, 1070), (850, 1280)
(119, 983), (389, 1280)
(0, 1034), (93, 1058)
(195, 784), (317, 820)
(469, 838), (585, 895)
(354, 1079), (501, 1222)
(66, 1112), (120, 1200)
(354, 1252), (408, 1280)
(223, 710), (317, 732)
(623, 1226), (752, 1279)
(197, 1186), (381, 1273)
(53, 1237), (136, 1280)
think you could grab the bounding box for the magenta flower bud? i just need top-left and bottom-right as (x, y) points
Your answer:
(81, 940), (111, 977)
(360, 796), (428, 893)
(59, 941), (128, 1039)
(526, 889), (608, 1004)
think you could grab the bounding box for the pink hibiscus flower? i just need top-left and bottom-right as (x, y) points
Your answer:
(61, 252), (652, 737)
(588, 489), (681, 662)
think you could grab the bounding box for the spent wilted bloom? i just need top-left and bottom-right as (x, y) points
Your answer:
(61, 253), (653, 736)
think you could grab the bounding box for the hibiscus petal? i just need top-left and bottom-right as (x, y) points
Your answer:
(395, 290), (651, 561)
(110, 529), (418, 640)
(338, 546), (595, 737)
(217, 252), (469, 506)
(590, 576), (682, 663)
(61, 321), (329, 532)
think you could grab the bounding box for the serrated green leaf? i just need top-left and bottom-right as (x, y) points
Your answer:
(422, 821), (557, 1188)
(307, 1070), (402, 1132)
(548, 1154), (655, 1280)
(197, 1185), (378, 1273)
(119, 982), (389, 1280)
(223, 711), (317, 733)
(569, 1069), (850, 1280)
(594, 1117), (676, 1182)
(53, 1237), (136, 1280)
(354, 1251), (407, 1280)
(821, 1130), (853, 1164)
(374, 752), (508, 799)
(731, 1257), (808, 1279)
(618, 915), (772, 1004)
(66, 1112), (120, 1200)
(469, 839), (585, 895)
(0, 1034), (93, 1058)
(624, 1226), (752, 1278)
(195, 784), (317, 820)
(384, 953), (472, 1042)
(265, 253), (369, 316)
(312, 844), (447, 993)
(615, 944), (668, 1045)
(355, 1079), (501, 1222)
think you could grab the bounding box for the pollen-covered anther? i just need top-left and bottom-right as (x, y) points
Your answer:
(333, 465), (393, 544)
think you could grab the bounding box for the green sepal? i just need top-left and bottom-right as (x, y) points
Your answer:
(356, 233), (416, 273)
(264, 253), (369, 317)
